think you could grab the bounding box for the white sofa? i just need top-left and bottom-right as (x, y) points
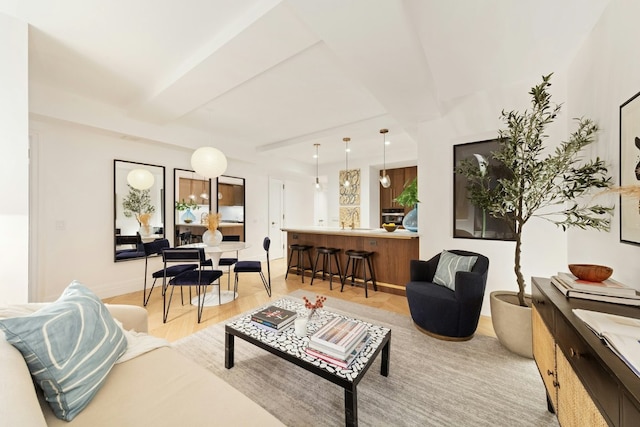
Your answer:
(0, 303), (284, 427)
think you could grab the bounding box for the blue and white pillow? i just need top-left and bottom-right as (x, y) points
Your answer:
(433, 250), (478, 291)
(0, 281), (127, 421)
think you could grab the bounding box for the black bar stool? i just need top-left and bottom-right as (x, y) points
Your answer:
(341, 250), (377, 297)
(310, 247), (343, 290)
(285, 244), (314, 283)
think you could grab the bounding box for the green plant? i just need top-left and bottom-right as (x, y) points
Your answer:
(456, 74), (613, 307)
(394, 177), (419, 207)
(122, 185), (155, 225)
(175, 199), (198, 211)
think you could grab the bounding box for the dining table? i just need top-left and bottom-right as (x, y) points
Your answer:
(180, 241), (250, 306)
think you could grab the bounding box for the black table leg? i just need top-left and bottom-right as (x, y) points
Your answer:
(344, 387), (358, 427)
(225, 332), (235, 369)
(380, 337), (390, 376)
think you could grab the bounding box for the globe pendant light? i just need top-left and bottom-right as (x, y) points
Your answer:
(343, 137), (351, 188)
(127, 168), (154, 190)
(379, 128), (391, 188)
(191, 146), (228, 179)
(313, 143), (322, 191)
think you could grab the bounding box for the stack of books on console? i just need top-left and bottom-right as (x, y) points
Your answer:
(251, 305), (297, 334)
(551, 272), (640, 307)
(305, 317), (370, 368)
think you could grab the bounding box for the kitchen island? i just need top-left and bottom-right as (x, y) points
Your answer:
(282, 227), (419, 295)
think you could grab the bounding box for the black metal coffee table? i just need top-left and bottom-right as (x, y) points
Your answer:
(225, 298), (391, 427)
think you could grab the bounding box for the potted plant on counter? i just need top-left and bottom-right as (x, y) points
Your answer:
(394, 177), (419, 231)
(456, 74), (613, 357)
(122, 185), (156, 236)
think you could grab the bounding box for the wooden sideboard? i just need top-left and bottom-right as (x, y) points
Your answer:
(531, 277), (640, 426)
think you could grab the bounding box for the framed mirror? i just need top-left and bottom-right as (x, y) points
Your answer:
(114, 160), (165, 262)
(173, 168), (213, 247)
(217, 175), (245, 241)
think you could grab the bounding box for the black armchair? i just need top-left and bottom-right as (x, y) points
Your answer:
(405, 250), (489, 341)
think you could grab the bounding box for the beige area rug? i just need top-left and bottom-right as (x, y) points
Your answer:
(173, 290), (558, 427)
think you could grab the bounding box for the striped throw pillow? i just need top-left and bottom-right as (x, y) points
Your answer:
(433, 250), (478, 291)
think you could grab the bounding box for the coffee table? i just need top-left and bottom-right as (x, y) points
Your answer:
(225, 298), (391, 427)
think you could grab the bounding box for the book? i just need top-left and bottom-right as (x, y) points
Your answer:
(309, 317), (368, 357)
(251, 320), (293, 334)
(573, 309), (640, 377)
(251, 305), (297, 330)
(557, 272), (637, 297)
(305, 334), (371, 368)
(551, 276), (640, 307)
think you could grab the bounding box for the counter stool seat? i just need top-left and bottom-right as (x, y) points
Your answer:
(285, 244), (314, 283)
(310, 247), (343, 290)
(341, 250), (377, 297)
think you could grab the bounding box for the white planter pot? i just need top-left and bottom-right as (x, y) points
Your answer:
(490, 291), (533, 359)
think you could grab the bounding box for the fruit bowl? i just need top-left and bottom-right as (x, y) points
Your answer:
(383, 223), (398, 232)
(568, 264), (613, 282)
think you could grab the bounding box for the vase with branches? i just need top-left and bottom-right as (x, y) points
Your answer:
(122, 185), (155, 226)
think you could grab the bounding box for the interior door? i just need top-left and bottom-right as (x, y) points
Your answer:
(268, 178), (284, 260)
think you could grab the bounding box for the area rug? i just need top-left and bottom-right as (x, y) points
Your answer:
(173, 290), (558, 427)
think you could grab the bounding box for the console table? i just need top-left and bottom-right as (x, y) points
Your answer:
(531, 277), (640, 426)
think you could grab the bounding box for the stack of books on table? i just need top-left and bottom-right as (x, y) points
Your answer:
(551, 272), (640, 307)
(250, 305), (297, 334)
(305, 317), (370, 368)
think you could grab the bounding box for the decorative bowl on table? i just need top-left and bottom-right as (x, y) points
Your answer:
(383, 223), (398, 232)
(568, 264), (613, 282)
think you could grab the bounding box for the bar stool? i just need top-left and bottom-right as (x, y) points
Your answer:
(341, 250), (377, 297)
(310, 247), (343, 290)
(285, 244), (314, 283)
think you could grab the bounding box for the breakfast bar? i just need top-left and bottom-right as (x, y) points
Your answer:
(282, 227), (419, 295)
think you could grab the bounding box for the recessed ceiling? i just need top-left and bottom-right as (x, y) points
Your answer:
(1, 0), (612, 170)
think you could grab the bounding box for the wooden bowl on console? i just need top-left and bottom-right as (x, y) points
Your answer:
(568, 264), (613, 282)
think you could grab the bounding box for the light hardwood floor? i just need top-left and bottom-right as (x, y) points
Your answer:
(103, 258), (495, 342)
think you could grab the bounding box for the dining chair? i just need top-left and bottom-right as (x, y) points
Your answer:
(142, 239), (198, 306)
(162, 248), (223, 323)
(218, 235), (240, 289)
(233, 237), (272, 298)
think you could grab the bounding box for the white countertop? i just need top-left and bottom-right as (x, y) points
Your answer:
(281, 226), (419, 239)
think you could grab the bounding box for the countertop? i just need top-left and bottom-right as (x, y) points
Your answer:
(282, 226), (419, 239)
(176, 222), (244, 228)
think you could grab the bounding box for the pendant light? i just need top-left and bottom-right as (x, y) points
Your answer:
(379, 128), (391, 188)
(188, 172), (196, 201)
(313, 143), (322, 191)
(343, 137), (351, 188)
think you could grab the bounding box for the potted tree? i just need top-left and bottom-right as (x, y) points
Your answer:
(457, 74), (613, 357)
(394, 177), (419, 231)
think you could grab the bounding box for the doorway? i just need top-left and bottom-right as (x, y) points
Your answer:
(268, 178), (284, 260)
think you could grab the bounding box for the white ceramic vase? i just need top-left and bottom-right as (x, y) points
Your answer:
(202, 229), (223, 246)
(138, 224), (152, 237)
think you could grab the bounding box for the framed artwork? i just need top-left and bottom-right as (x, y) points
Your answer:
(619, 90), (640, 245)
(453, 139), (516, 241)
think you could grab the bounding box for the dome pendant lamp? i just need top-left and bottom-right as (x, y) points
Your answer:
(191, 147), (228, 179)
(379, 128), (391, 188)
(343, 137), (351, 188)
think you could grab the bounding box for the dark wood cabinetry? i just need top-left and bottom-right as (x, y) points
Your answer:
(379, 166), (417, 213)
(532, 277), (640, 426)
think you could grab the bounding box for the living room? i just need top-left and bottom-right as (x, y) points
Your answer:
(1, 0), (640, 425)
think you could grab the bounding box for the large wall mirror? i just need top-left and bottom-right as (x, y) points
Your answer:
(114, 160), (165, 262)
(173, 168), (213, 247)
(217, 175), (246, 241)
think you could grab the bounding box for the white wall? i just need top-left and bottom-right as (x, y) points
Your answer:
(0, 14), (28, 304)
(565, 0), (640, 287)
(29, 119), (312, 301)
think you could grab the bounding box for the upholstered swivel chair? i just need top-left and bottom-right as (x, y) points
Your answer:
(233, 237), (272, 298)
(405, 250), (489, 341)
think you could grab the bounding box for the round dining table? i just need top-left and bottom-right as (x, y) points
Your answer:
(180, 241), (250, 306)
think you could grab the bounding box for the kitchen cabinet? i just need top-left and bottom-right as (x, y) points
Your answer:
(218, 183), (244, 206)
(178, 177), (209, 205)
(380, 166), (417, 213)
